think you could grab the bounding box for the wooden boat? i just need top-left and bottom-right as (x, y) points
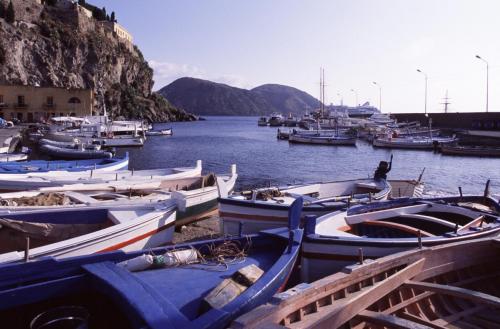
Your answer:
(0, 153), (28, 162)
(0, 199), (304, 329)
(145, 128), (172, 136)
(233, 236), (500, 329)
(45, 132), (145, 147)
(0, 154), (129, 174)
(373, 136), (456, 149)
(300, 195), (500, 282)
(440, 143), (500, 157)
(0, 160), (202, 192)
(40, 144), (113, 159)
(0, 165), (238, 227)
(289, 133), (357, 146)
(258, 117), (268, 126)
(219, 177), (393, 236)
(0, 200), (177, 264)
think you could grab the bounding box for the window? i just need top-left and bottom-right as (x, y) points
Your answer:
(68, 97), (81, 104)
(17, 95), (25, 106)
(0, 95), (3, 104)
(27, 113), (34, 122)
(47, 96), (54, 106)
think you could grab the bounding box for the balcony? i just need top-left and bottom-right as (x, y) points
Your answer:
(43, 103), (57, 109)
(14, 103), (28, 109)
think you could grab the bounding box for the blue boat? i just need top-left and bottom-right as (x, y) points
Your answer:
(0, 153), (129, 173)
(0, 198), (304, 329)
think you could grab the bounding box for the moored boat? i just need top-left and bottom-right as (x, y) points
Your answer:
(373, 136), (456, 149)
(40, 144), (113, 159)
(440, 143), (500, 157)
(233, 236), (500, 329)
(0, 201), (177, 264)
(269, 113), (285, 126)
(145, 128), (172, 136)
(0, 199), (304, 329)
(288, 133), (356, 146)
(258, 117), (268, 126)
(300, 195), (500, 282)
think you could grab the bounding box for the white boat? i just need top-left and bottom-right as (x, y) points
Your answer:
(373, 135), (457, 149)
(0, 165), (238, 227)
(145, 128), (172, 136)
(0, 160), (202, 192)
(268, 113), (285, 126)
(0, 201), (177, 264)
(301, 195), (500, 282)
(219, 177), (392, 235)
(257, 117), (268, 126)
(0, 153), (28, 162)
(44, 132), (145, 147)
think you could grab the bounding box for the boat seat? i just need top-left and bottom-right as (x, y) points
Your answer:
(398, 213), (460, 229)
(108, 210), (141, 224)
(64, 191), (96, 204)
(83, 261), (190, 329)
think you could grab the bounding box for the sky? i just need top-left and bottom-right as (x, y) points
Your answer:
(89, 0), (500, 113)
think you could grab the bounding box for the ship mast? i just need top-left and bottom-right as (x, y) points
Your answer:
(441, 90), (451, 113)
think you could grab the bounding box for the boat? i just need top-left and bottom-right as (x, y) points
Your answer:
(0, 160), (202, 192)
(0, 199), (304, 329)
(44, 132), (145, 147)
(288, 133), (357, 146)
(0, 201), (177, 264)
(0, 153), (28, 162)
(219, 170), (394, 236)
(373, 136), (456, 149)
(269, 113), (285, 127)
(40, 143), (113, 159)
(0, 154), (128, 174)
(0, 165), (238, 227)
(233, 236), (500, 329)
(258, 117), (268, 126)
(277, 129), (290, 140)
(145, 128), (172, 136)
(440, 143), (500, 157)
(300, 194), (500, 282)
(284, 114), (298, 127)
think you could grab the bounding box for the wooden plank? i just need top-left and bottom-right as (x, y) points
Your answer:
(432, 306), (484, 327)
(457, 215), (485, 232)
(293, 259), (426, 329)
(357, 310), (434, 329)
(398, 311), (447, 329)
(344, 204), (430, 225)
(404, 281), (500, 309)
(382, 291), (434, 314)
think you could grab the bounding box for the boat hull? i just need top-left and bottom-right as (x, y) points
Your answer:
(440, 144), (500, 157)
(289, 134), (356, 145)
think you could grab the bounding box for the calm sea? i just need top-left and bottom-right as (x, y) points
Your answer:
(116, 116), (500, 197)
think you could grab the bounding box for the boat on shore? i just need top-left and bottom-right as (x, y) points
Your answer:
(440, 143), (500, 157)
(301, 195), (500, 282)
(0, 153), (28, 162)
(0, 199), (304, 329)
(0, 154), (128, 174)
(233, 236), (500, 329)
(0, 201), (177, 264)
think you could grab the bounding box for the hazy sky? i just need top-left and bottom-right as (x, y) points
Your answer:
(90, 0), (500, 113)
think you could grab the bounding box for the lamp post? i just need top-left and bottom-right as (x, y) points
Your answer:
(372, 81), (382, 112)
(416, 69), (428, 114)
(475, 55), (489, 112)
(350, 89), (358, 106)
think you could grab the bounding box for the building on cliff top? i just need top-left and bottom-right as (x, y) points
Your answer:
(0, 85), (93, 122)
(98, 21), (133, 44)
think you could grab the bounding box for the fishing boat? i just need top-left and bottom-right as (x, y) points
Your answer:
(0, 154), (128, 174)
(373, 135), (456, 149)
(269, 113), (285, 126)
(0, 165), (238, 227)
(0, 153), (28, 162)
(145, 128), (172, 136)
(0, 160), (202, 192)
(258, 117), (268, 126)
(277, 129), (290, 140)
(44, 132), (145, 147)
(40, 143), (113, 159)
(440, 143), (500, 157)
(234, 236), (500, 329)
(219, 171), (394, 236)
(288, 132), (357, 146)
(300, 194), (500, 282)
(0, 201), (177, 264)
(0, 199), (304, 329)
(284, 114), (298, 127)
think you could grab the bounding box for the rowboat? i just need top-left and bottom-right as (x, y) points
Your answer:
(301, 195), (500, 282)
(40, 144), (113, 159)
(145, 128), (172, 136)
(440, 143), (500, 157)
(0, 199), (304, 329)
(0, 160), (202, 192)
(0, 165), (238, 227)
(219, 177), (393, 235)
(0, 200), (177, 264)
(44, 132), (145, 147)
(0, 154), (128, 174)
(373, 136), (456, 149)
(233, 236), (500, 329)
(289, 133), (357, 146)
(0, 153), (28, 162)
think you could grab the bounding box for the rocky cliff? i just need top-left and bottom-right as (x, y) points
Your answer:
(0, 0), (194, 122)
(158, 77), (319, 116)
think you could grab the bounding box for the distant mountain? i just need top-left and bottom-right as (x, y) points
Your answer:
(158, 77), (319, 116)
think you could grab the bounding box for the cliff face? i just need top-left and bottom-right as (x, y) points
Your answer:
(158, 77), (320, 116)
(0, 0), (193, 122)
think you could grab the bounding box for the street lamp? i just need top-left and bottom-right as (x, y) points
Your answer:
(475, 55), (489, 112)
(416, 69), (428, 114)
(350, 89), (358, 106)
(372, 81), (382, 112)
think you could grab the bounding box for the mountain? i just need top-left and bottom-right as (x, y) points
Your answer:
(158, 78), (319, 116)
(0, 0), (194, 122)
